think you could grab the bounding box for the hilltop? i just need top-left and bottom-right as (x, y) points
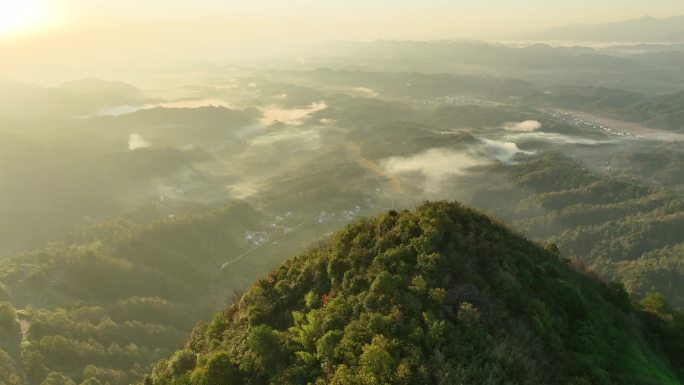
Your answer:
(147, 202), (684, 385)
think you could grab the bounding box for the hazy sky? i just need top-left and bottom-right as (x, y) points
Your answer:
(2, 0), (684, 83)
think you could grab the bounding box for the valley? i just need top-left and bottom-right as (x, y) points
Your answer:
(1, 17), (684, 385)
(551, 108), (684, 139)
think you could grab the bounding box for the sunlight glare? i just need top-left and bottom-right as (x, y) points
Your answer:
(0, 0), (53, 37)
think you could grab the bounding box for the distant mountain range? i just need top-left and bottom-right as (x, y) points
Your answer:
(58, 78), (145, 100)
(525, 15), (684, 42)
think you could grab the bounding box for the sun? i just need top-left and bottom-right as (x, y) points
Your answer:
(0, 0), (53, 37)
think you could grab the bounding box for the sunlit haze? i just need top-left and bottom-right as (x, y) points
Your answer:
(0, 0), (58, 37)
(2, 1), (684, 384)
(2, 0), (684, 83)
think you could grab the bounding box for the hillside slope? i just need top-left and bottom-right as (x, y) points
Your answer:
(466, 152), (684, 307)
(148, 202), (684, 385)
(0, 202), (269, 385)
(621, 91), (684, 131)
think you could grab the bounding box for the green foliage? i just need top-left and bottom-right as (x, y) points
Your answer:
(39, 372), (76, 385)
(358, 335), (395, 385)
(194, 352), (242, 385)
(78, 378), (102, 385)
(475, 152), (684, 308)
(0, 302), (20, 344)
(0, 348), (23, 385)
(168, 350), (197, 376)
(641, 293), (672, 317)
(247, 325), (282, 371)
(0, 202), (270, 385)
(147, 202), (684, 385)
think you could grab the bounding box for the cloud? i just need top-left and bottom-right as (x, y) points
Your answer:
(227, 181), (261, 199)
(128, 133), (151, 150)
(504, 120), (541, 132)
(352, 87), (379, 97)
(96, 105), (142, 116)
(380, 139), (539, 195)
(381, 148), (490, 193)
(259, 101), (327, 126)
(156, 99), (231, 109)
(504, 132), (611, 145)
(480, 138), (534, 162)
(94, 99), (232, 117)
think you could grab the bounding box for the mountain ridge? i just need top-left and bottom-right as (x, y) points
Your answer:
(524, 14), (684, 42)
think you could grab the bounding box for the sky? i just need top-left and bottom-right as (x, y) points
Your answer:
(2, 0), (684, 84)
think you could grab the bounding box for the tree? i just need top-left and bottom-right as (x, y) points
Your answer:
(330, 365), (359, 385)
(39, 372), (76, 385)
(640, 292), (671, 318)
(79, 378), (103, 385)
(196, 352), (241, 385)
(358, 336), (394, 385)
(544, 243), (561, 258)
(0, 348), (22, 385)
(22, 348), (47, 384)
(247, 325), (281, 371)
(0, 302), (20, 345)
(168, 350), (197, 375)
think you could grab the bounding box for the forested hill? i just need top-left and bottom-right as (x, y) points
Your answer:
(147, 201), (684, 385)
(0, 201), (273, 385)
